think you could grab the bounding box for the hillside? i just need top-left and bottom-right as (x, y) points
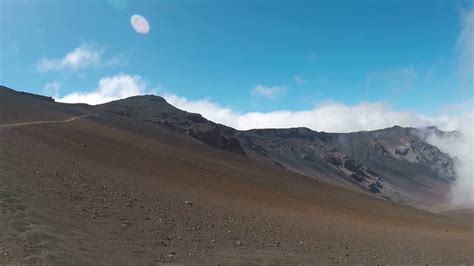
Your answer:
(0, 86), (472, 264)
(96, 92), (456, 210)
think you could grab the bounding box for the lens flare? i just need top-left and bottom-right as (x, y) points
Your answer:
(131, 14), (150, 34)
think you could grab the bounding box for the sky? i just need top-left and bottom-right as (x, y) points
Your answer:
(0, 0), (472, 133)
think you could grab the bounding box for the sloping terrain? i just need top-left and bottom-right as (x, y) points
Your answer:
(238, 126), (456, 210)
(440, 209), (474, 223)
(95, 92), (456, 210)
(0, 86), (472, 264)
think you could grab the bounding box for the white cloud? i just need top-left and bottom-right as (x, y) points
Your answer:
(36, 43), (119, 72)
(43, 81), (61, 96)
(426, 113), (474, 207)
(428, 8), (474, 207)
(165, 94), (458, 132)
(293, 75), (306, 85)
(251, 85), (286, 99)
(56, 73), (150, 105)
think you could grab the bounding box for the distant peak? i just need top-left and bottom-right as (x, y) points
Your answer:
(97, 94), (185, 115)
(120, 94), (168, 102)
(98, 94), (170, 106)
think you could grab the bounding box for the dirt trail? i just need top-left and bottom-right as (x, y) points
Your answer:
(0, 115), (87, 128)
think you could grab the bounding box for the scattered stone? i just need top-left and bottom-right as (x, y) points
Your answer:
(185, 201), (193, 206)
(368, 182), (381, 193)
(121, 221), (132, 226)
(3, 252), (8, 256)
(236, 240), (242, 245)
(168, 251), (176, 257)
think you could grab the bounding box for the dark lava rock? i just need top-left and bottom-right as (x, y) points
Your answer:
(189, 127), (245, 155)
(325, 156), (342, 166)
(343, 158), (369, 179)
(368, 183), (381, 193)
(395, 148), (410, 156)
(350, 173), (365, 182)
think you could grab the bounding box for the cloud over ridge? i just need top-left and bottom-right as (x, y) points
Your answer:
(57, 73), (150, 105)
(56, 73), (469, 133)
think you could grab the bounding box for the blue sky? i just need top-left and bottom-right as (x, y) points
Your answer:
(0, 0), (472, 127)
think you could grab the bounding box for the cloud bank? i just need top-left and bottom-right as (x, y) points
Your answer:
(56, 73), (467, 133)
(425, 113), (473, 207)
(167, 94), (446, 132)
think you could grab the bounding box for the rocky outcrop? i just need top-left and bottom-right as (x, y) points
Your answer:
(188, 127), (245, 155)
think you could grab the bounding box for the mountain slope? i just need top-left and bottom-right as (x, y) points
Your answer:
(238, 126), (456, 209)
(0, 86), (472, 264)
(94, 93), (456, 210)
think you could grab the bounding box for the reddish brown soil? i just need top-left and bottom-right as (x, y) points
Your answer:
(0, 108), (472, 264)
